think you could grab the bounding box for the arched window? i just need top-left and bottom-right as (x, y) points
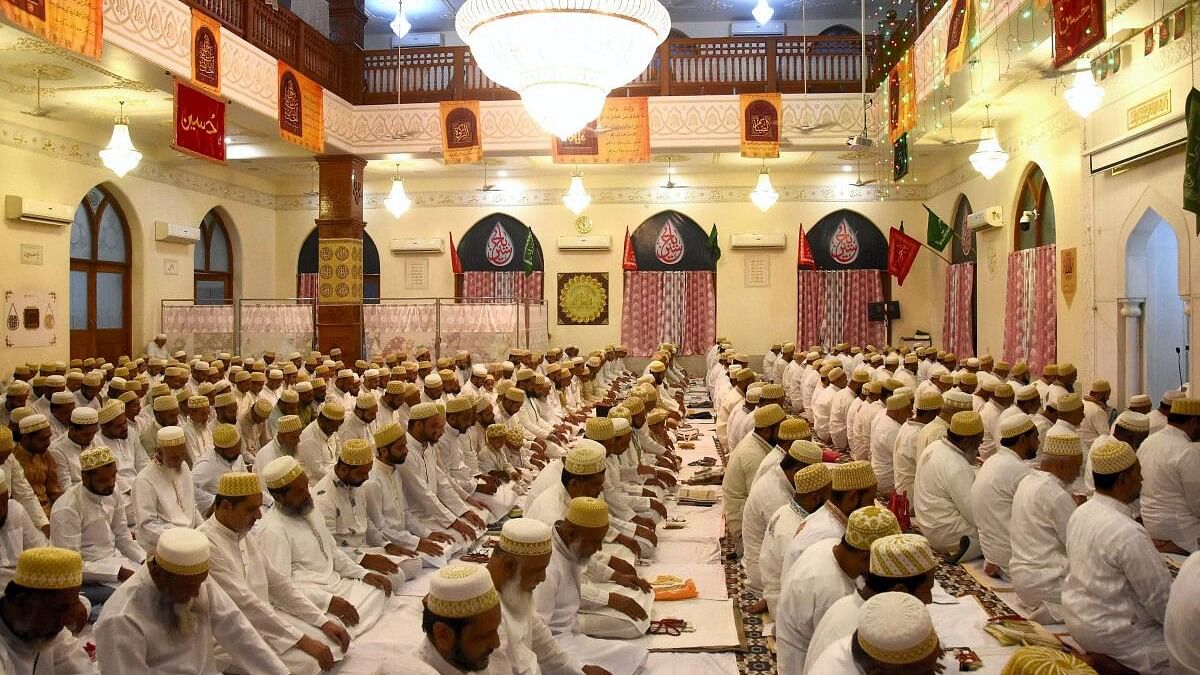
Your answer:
(945, 195), (977, 357)
(296, 229), (380, 304)
(455, 214), (545, 300)
(1014, 164), (1056, 250)
(796, 209), (888, 349)
(194, 210), (233, 304)
(70, 186), (132, 362)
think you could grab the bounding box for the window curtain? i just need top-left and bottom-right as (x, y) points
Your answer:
(1002, 245), (1057, 375)
(363, 303), (437, 358)
(461, 271), (544, 301)
(943, 262), (975, 358)
(297, 273), (319, 302)
(621, 271), (716, 356)
(239, 304), (315, 358)
(796, 270), (886, 348)
(162, 305), (235, 356)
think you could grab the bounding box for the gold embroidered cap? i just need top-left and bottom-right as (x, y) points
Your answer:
(277, 415), (303, 434)
(584, 416), (616, 442)
(999, 414), (1035, 440)
(253, 398), (274, 418)
(13, 547), (83, 590)
(869, 533), (935, 577)
(187, 395), (209, 410)
(648, 361), (667, 373)
(263, 456), (306, 489)
(778, 418), (812, 442)
(857, 592), (939, 665)
(157, 426), (186, 447)
(1016, 385), (1040, 402)
(1114, 411), (1149, 433)
(788, 440), (823, 465)
(760, 383), (785, 400)
(916, 393), (943, 411)
(485, 424), (508, 439)
(155, 528), (210, 576)
(565, 496), (609, 528)
(753, 404), (786, 428)
(339, 439), (374, 466)
(212, 423), (240, 449)
(845, 505), (901, 551)
(426, 564), (500, 619)
(999, 645), (1097, 675)
(445, 395), (475, 414)
(213, 392), (237, 408)
(498, 518), (552, 556)
(793, 463), (832, 493)
(1170, 398), (1200, 416)
(374, 423), (404, 448)
(886, 393), (911, 411)
(217, 471), (262, 497)
(1042, 430), (1082, 457)
(410, 402), (442, 420)
(79, 446), (116, 472)
(320, 402), (346, 421)
(1091, 440), (1137, 475)
(97, 400), (125, 425)
(0, 428), (11, 453)
(504, 388), (527, 403)
(622, 396), (645, 414)
(647, 409), (667, 425)
(565, 440), (607, 475)
(1054, 393), (1083, 413)
(831, 460), (876, 492)
(950, 411), (985, 436)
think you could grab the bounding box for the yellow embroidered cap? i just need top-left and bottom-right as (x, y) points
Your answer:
(445, 395), (475, 414)
(0, 428), (11, 453)
(1054, 393), (1083, 413)
(216, 471), (262, 497)
(845, 505), (901, 551)
(1114, 411), (1149, 433)
(585, 417), (615, 441)
(1091, 440), (1137, 475)
(999, 645), (1097, 675)
(565, 496), (609, 528)
(916, 392), (943, 411)
(79, 446), (116, 472)
(213, 392), (237, 408)
(504, 388), (527, 403)
(212, 423), (240, 449)
(857, 592), (939, 665)
(409, 402), (442, 420)
(152, 395), (179, 412)
(760, 383), (785, 400)
(870, 534), (936, 577)
(564, 440), (606, 475)
(993, 383), (1014, 398)
(1169, 398), (1200, 416)
(793, 463), (832, 493)
(648, 360), (667, 373)
(97, 400), (125, 425)
(157, 426), (186, 447)
(1057, 363), (1076, 376)
(277, 415), (303, 434)
(831, 460), (876, 492)
(19, 414), (49, 434)
(426, 564), (500, 619)
(647, 409), (667, 425)
(262, 456), (306, 490)
(187, 395), (209, 410)
(498, 518), (552, 557)
(778, 418), (812, 442)
(1042, 430), (1082, 457)
(155, 528), (210, 576)
(788, 440), (823, 465)
(374, 423), (404, 448)
(485, 424), (508, 439)
(339, 439), (374, 466)
(886, 393), (911, 411)
(753, 404), (786, 428)
(253, 398), (274, 418)
(999, 414), (1035, 440)
(320, 402), (346, 421)
(950, 411), (985, 436)
(13, 547), (83, 590)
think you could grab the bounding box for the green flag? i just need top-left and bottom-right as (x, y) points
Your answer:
(1184, 88), (1200, 230)
(522, 225), (536, 274)
(925, 204), (953, 252)
(708, 224), (721, 261)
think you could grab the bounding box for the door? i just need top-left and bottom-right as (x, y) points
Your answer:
(70, 186), (131, 362)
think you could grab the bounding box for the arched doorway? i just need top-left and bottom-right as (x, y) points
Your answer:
(455, 213), (545, 300)
(296, 229), (380, 304)
(70, 186), (132, 362)
(195, 209), (234, 304)
(797, 209), (888, 348)
(1125, 209), (1188, 402)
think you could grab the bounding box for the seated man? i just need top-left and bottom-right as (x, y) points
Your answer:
(971, 414), (1038, 578)
(199, 472), (351, 675)
(723, 404), (787, 549)
(0, 468), (48, 588)
(742, 438), (822, 598)
(256, 456), (391, 638)
(779, 461), (878, 589)
(414, 564), (504, 674)
(0, 547), (93, 672)
(760, 463), (833, 615)
(398, 403), (483, 545)
(436, 395), (514, 521)
(0, 427), (47, 536)
(296, 402), (345, 484)
(96, 527), (287, 673)
(132, 426), (202, 550)
(805, 592), (946, 674)
(48, 406), (98, 488)
(912, 411), (984, 561)
(191, 423), (247, 514)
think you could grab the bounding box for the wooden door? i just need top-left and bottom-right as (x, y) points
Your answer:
(69, 187), (131, 362)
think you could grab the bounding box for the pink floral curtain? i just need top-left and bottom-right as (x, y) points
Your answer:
(621, 271), (716, 356)
(796, 270), (886, 348)
(239, 304), (315, 358)
(1002, 245), (1057, 375)
(162, 305), (235, 356)
(363, 303), (437, 358)
(461, 271), (544, 301)
(943, 262), (975, 358)
(297, 273), (318, 302)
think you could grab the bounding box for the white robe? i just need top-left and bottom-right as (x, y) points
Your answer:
(495, 602), (585, 675)
(1138, 424), (1200, 552)
(312, 473), (421, 585)
(191, 448), (247, 514)
(1166, 551), (1200, 675)
(780, 503), (849, 586)
(740, 465), (793, 593)
(0, 499), (47, 588)
(1009, 470), (1075, 622)
(969, 446), (1031, 573)
(775, 538), (855, 674)
(868, 413), (900, 493)
(912, 438), (977, 553)
(760, 500), (810, 616)
(721, 432), (772, 538)
(398, 433), (468, 535)
(47, 435), (94, 489)
(803, 592), (864, 674)
(50, 484), (144, 585)
(828, 387), (857, 449)
(132, 461), (203, 550)
(891, 419), (925, 499)
(296, 423), (341, 484)
(363, 459), (456, 563)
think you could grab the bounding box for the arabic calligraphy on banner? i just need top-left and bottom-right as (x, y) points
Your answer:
(277, 62), (324, 152)
(552, 98), (650, 163)
(485, 222), (515, 268)
(739, 93), (782, 158)
(439, 100), (483, 165)
(1052, 0), (1106, 68)
(190, 9), (221, 95)
(911, 0), (953, 103)
(0, 0), (102, 60)
(655, 221), (685, 265)
(173, 78), (226, 164)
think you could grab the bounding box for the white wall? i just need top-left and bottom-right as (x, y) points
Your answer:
(1142, 218), (1187, 401)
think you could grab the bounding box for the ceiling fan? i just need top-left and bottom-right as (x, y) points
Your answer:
(791, 0), (836, 135)
(476, 161), (503, 192)
(936, 98), (986, 146)
(849, 154), (878, 187)
(658, 157), (686, 190)
(21, 69), (53, 118)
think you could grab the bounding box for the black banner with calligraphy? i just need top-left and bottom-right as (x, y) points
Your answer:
(806, 209), (888, 271)
(173, 78), (226, 164)
(458, 214), (544, 272)
(190, 9), (220, 95)
(629, 210), (717, 272)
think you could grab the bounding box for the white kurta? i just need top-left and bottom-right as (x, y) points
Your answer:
(1166, 551), (1200, 675)
(50, 483), (144, 584)
(892, 419), (925, 499)
(851, 402), (884, 462)
(803, 592), (864, 674)
(760, 500), (810, 615)
(191, 448), (246, 514)
(99, 431), (146, 508)
(810, 386), (836, 444)
(0, 499), (47, 588)
(828, 387), (856, 449)
(912, 438), (976, 552)
(1138, 424), (1200, 552)
(780, 503), (849, 585)
(721, 432), (773, 538)
(969, 446), (1031, 573)
(977, 400), (1007, 460)
(362, 459), (433, 553)
(0, 617), (93, 675)
(95, 565), (288, 674)
(312, 473), (421, 583)
(398, 433), (465, 533)
(1063, 494), (1173, 674)
(48, 435), (94, 489)
(1008, 470), (1075, 621)
(740, 465), (793, 594)
(868, 413), (900, 493)
(132, 461), (203, 550)
(914, 416), (950, 470)
(775, 538), (855, 674)
(496, 602), (585, 675)
(296, 423), (341, 484)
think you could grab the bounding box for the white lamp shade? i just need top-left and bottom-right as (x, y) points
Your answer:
(384, 178), (412, 217)
(391, 10), (411, 38)
(749, 170), (779, 211)
(1064, 60), (1104, 118)
(562, 173), (591, 214)
(99, 123), (142, 178)
(969, 126), (1009, 180)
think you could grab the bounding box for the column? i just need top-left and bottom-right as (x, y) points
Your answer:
(327, 0), (366, 103)
(315, 154), (366, 363)
(1116, 297), (1144, 406)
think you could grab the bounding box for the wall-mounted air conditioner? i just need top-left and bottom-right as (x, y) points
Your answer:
(4, 195), (73, 226)
(556, 235), (611, 251)
(730, 20), (785, 37)
(967, 206), (1003, 232)
(390, 237), (444, 253)
(730, 232), (787, 249)
(392, 32), (444, 48)
(155, 221), (202, 244)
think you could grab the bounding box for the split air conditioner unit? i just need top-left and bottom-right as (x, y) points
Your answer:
(390, 237), (443, 253)
(4, 195), (73, 226)
(967, 206), (1003, 232)
(155, 221), (201, 244)
(730, 20), (785, 37)
(556, 235), (611, 251)
(730, 232), (787, 249)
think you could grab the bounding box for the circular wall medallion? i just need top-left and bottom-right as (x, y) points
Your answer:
(574, 215), (593, 234)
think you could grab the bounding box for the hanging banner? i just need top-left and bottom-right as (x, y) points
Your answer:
(888, 227), (921, 286)
(439, 100), (483, 165)
(622, 227), (638, 271)
(797, 226), (815, 270)
(1, 0), (102, 60)
(893, 133), (909, 181)
(739, 93), (782, 158)
(925, 205), (954, 252)
(1184, 89), (1200, 224)
(1052, 0), (1106, 68)
(190, 9), (221, 95)
(552, 97), (650, 164)
(1060, 247), (1078, 296)
(944, 0), (973, 76)
(912, 0), (954, 103)
(898, 52), (916, 141)
(277, 62), (324, 152)
(172, 79), (226, 164)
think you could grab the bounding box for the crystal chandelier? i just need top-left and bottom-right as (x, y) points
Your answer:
(391, 0), (410, 38)
(969, 106), (1008, 180)
(456, 0), (671, 140)
(384, 165), (412, 217)
(749, 165), (779, 212)
(100, 101), (142, 178)
(752, 0), (774, 25)
(562, 170), (591, 214)
(1064, 59), (1104, 118)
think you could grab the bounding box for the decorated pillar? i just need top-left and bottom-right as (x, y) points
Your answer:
(327, 0), (367, 102)
(315, 154), (366, 362)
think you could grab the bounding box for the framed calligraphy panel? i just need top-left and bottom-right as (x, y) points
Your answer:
(172, 79), (226, 164)
(277, 62), (324, 152)
(551, 98), (650, 164)
(439, 100), (483, 165)
(190, 9), (221, 95)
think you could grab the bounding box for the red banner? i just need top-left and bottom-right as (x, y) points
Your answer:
(797, 226), (815, 269)
(172, 79), (226, 164)
(888, 227), (921, 286)
(449, 231), (463, 274)
(945, 0), (972, 76)
(622, 227), (638, 271)
(1052, 0), (1106, 68)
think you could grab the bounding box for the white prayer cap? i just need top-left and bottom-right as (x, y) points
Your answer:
(943, 390), (974, 410)
(1162, 389), (1186, 403)
(471, 365), (488, 376)
(51, 391), (76, 405)
(45, 375), (66, 386)
(611, 418), (632, 436)
(70, 407), (98, 425)
(263, 455), (305, 489)
(157, 426), (185, 447)
(294, 381), (313, 393)
(966, 357), (981, 367)
(1015, 385), (1040, 402)
(336, 369), (354, 379)
(1128, 394), (1152, 407)
(424, 374), (443, 387)
(498, 518), (552, 556)
(155, 528), (210, 576)
(856, 592), (939, 665)
(19, 414), (49, 433)
(425, 564), (500, 619)
(1114, 410), (1150, 433)
(884, 354), (900, 365)
(155, 333), (167, 340)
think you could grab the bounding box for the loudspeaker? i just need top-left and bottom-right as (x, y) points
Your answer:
(868, 301), (900, 321)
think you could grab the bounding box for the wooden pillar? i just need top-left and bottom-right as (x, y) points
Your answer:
(327, 0), (367, 103)
(315, 154), (366, 363)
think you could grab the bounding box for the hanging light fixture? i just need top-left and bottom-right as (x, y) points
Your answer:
(562, 169), (591, 214)
(383, 165), (412, 217)
(752, 0), (774, 25)
(99, 101), (142, 178)
(455, 0), (670, 140)
(1063, 58), (1104, 118)
(390, 0), (411, 38)
(969, 105), (1009, 180)
(749, 161), (779, 212)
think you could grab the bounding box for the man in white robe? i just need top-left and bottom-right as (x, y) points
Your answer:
(0, 546), (94, 674)
(805, 593), (946, 675)
(296, 402), (345, 484)
(915, 390), (970, 470)
(977, 383), (1013, 460)
(716, 369), (751, 450)
(970, 414), (1037, 578)
(1165, 550), (1200, 675)
(741, 440), (822, 597)
(256, 455), (391, 639)
(412, 563), (506, 675)
(759, 464), (832, 616)
(869, 393), (909, 496)
(1138, 397), (1200, 552)
(182, 395), (213, 467)
(894, 393), (938, 503)
(95, 399), (144, 526)
(399, 403), (484, 545)
(237, 397), (273, 466)
(1148, 390), (1183, 435)
(48, 407), (98, 490)
(437, 395), (513, 521)
(191, 423), (247, 514)
(1079, 380), (1112, 446)
(827, 369), (857, 450)
(132, 426), (202, 550)
(0, 469), (48, 589)
(338, 392), (380, 447)
(146, 333), (169, 359)
(722, 404), (785, 548)
(912, 411), (983, 561)
(810, 366), (840, 444)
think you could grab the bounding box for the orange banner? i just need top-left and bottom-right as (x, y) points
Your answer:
(1, 0), (102, 60)
(277, 62), (324, 152)
(944, 0), (973, 77)
(739, 93), (782, 159)
(190, 9), (221, 96)
(439, 100), (483, 165)
(551, 97), (651, 164)
(890, 52), (916, 143)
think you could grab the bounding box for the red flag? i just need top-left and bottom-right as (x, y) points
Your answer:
(622, 226), (638, 271)
(797, 225), (815, 269)
(449, 231), (462, 274)
(888, 226), (921, 286)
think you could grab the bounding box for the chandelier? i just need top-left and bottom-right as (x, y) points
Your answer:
(456, 0), (671, 140)
(752, 0), (773, 25)
(968, 106), (1008, 180)
(749, 164), (778, 212)
(562, 170), (591, 214)
(1064, 59), (1104, 118)
(100, 101), (142, 178)
(384, 165), (412, 217)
